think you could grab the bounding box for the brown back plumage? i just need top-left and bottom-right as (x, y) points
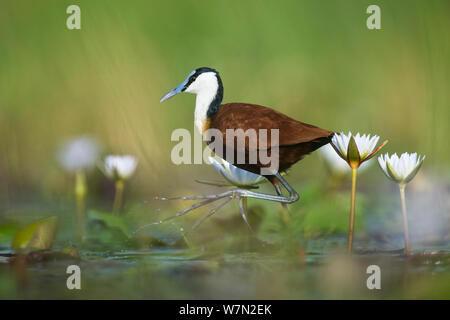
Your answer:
(208, 103), (334, 177)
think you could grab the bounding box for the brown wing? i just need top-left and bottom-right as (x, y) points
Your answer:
(209, 103), (334, 150)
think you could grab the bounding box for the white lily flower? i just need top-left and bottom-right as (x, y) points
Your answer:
(378, 152), (425, 256)
(59, 135), (101, 172)
(330, 132), (388, 168)
(319, 144), (371, 175)
(378, 152), (425, 184)
(59, 135), (101, 240)
(208, 156), (265, 187)
(103, 155), (138, 181)
(328, 132), (388, 254)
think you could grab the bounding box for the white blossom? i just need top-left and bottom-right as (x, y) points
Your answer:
(319, 143), (371, 175)
(378, 152), (425, 184)
(103, 155), (138, 180)
(59, 135), (100, 172)
(330, 132), (388, 168)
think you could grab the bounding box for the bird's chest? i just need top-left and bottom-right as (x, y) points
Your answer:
(194, 112), (210, 134)
(194, 95), (213, 134)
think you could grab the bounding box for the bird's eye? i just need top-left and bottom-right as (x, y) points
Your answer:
(191, 76), (197, 81)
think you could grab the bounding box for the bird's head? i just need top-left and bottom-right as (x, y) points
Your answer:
(160, 67), (222, 102)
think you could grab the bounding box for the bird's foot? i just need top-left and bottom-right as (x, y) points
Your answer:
(148, 189), (257, 232)
(144, 173), (299, 234)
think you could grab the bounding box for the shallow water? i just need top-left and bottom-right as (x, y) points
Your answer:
(1, 239), (449, 299)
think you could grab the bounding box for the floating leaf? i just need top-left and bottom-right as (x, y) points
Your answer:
(11, 216), (59, 250)
(88, 210), (131, 238)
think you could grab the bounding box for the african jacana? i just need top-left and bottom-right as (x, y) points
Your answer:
(158, 67), (333, 223)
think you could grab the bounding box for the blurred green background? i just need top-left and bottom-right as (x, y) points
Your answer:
(0, 0), (449, 299)
(1, 0), (449, 197)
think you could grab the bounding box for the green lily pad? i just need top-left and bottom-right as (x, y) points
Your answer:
(11, 216), (60, 250)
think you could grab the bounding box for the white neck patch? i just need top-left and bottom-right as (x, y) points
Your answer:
(185, 72), (219, 134)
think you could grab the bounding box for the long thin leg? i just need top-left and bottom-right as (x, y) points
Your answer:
(147, 173), (299, 232)
(274, 181), (292, 226)
(155, 191), (232, 201)
(274, 184), (288, 209)
(157, 173), (299, 204)
(238, 197), (253, 232)
(134, 197), (225, 234)
(191, 197), (232, 231)
(159, 198), (221, 223)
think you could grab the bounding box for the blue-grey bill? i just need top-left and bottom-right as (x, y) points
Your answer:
(159, 70), (195, 103)
(159, 88), (180, 102)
